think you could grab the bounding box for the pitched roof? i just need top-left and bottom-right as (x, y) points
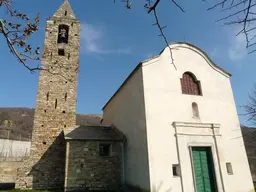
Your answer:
(0, 108), (104, 141)
(52, 0), (77, 20)
(65, 125), (125, 141)
(76, 114), (103, 126)
(0, 108), (125, 142)
(65, 113), (126, 141)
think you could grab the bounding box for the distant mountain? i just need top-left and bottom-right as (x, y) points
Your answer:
(1, 108), (256, 181)
(1, 107), (256, 182)
(0, 108), (103, 141)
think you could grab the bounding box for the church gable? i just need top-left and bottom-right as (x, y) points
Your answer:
(159, 42), (231, 78)
(137, 42), (234, 101)
(103, 42), (231, 111)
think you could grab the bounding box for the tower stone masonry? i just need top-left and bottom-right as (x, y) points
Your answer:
(15, 1), (80, 190)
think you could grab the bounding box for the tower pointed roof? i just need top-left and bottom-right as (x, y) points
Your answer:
(52, 0), (76, 19)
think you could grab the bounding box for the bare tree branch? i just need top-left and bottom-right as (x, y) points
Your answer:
(152, 8), (177, 69)
(0, 0), (79, 83)
(115, 0), (185, 69)
(208, 0), (228, 11)
(147, 0), (161, 13)
(243, 84), (256, 125)
(171, 0), (185, 12)
(209, 0), (256, 53)
(0, 0), (41, 71)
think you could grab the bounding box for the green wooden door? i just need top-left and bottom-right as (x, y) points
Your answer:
(192, 147), (216, 192)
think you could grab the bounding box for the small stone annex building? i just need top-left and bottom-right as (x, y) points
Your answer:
(14, 1), (255, 192)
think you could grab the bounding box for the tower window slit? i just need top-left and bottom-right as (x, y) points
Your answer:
(55, 99), (58, 109)
(46, 92), (49, 101)
(65, 11), (67, 16)
(68, 53), (70, 60)
(65, 93), (67, 101)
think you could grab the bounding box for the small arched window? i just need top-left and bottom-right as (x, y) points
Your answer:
(192, 102), (200, 118)
(57, 25), (69, 44)
(181, 72), (201, 95)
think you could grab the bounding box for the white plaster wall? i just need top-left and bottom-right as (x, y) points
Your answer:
(142, 43), (254, 192)
(0, 139), (31, 158)
(103, 68), (150, 190)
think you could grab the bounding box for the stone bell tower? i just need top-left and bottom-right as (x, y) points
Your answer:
(16, 0), (80, 190)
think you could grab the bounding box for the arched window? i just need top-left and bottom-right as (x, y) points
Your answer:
(181, 72), (201, 95)
(192, 102), (200, 118)
(57, 25), (69, 44)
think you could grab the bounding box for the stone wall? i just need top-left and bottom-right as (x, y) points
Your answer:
(65, 140), (122, 191)
(0, 161), (21, 184)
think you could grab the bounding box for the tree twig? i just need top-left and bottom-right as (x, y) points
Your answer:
(152, 8), (177, 70)
(209, 0), (256, 53)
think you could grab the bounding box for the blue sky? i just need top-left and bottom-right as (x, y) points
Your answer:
(0, 0), (255, 126)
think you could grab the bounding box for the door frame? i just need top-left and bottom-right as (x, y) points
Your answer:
(189, 145), (218, 192)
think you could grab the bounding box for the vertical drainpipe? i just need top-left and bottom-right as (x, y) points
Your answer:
(211, 124), (225, 192)
(173, 123), (185, 192)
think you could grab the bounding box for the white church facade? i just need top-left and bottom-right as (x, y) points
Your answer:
(102, 42), (255, 192)
(13, 1), (254, 192)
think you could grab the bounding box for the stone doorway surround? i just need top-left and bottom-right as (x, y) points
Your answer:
(172, 121), (225, 192)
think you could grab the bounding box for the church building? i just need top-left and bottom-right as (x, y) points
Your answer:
(15, 1), (255, 192)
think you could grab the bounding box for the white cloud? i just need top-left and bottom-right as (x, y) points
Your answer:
(228, 28), (247, 61)
(210, 47), (218, 58)
(80, 23), (131, 54)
